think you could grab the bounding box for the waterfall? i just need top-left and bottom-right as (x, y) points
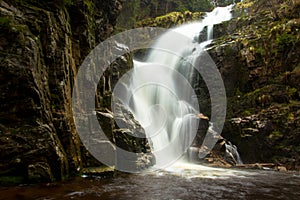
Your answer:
(128, 5), (236, 168)
(225, 141), (243, 164)
(203, 5), (234, 40)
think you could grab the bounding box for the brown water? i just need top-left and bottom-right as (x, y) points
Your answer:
(1, 163), (300, 200)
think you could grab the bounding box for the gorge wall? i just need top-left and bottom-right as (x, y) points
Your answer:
(208, 0), (300, 169)
(0, 0), (152, 184)
(1, 0), (300, 185)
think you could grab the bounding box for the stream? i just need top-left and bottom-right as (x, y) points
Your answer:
(1, 163), (300, 199)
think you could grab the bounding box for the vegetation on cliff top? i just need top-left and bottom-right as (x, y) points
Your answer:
(136, 11), (205, 28)
(116, 0), (242, 29)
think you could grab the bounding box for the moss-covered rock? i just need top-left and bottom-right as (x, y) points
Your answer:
(136, 11), (205, 28)
(207, 0), (300, 170)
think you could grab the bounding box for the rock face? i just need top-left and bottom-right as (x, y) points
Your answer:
(0, 0), (145, 183)
(207, 0), (300, 170)
(80, 99), (154, 171)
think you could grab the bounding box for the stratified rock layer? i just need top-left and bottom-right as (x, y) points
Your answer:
(0, 0), (132, 183)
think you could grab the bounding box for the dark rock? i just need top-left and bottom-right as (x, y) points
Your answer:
(28, 162), (54, 183)
(81, 97), (154, 171)
(113, 100), (154, 171)
(0, 0), (127, 183)
(198, 26), (208, 43)
(189, 115), (241, 167)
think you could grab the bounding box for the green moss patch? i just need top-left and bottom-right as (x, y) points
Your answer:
(0, 176), (25, 185)
(136, 11), (204, 28)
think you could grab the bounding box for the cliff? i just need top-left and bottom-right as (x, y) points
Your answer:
(208, 0), (300, 169)
(1, 0), (300, 185)
(0, 0), (152, 184)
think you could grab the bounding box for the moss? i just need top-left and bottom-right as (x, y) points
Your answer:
(0, 16), (11, 28)
(82, 166), (115, 177)
(13, 0), (75, 9)
(287, 113), (295, 121)
(269, 131), (283, 139)
(84, 0), (94, 12)
(136, 11), (204, 28)
(64, 0), (74, 6)
(255, 46), (266, 55)
(287, 87), (298, 98)
(236, 87), (243, 96)
(0, 15), (29, 36)
(0, 176), (25, 185)
(11, 24), (27, 33)
(245, 88), (262, 97)
(276, 32), (298, 51)
(243, 110), (252, 116)
(236, 0), (254, 10)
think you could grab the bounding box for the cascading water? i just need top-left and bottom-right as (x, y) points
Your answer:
(225, 141), (243, 164)
(204, 5), (234, 40)
(128, 5), (242, 168)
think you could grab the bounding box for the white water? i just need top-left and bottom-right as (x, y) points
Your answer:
(129, 5), (236, 168)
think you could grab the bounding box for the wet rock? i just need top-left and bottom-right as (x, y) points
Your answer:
(191, 117), (209, 148)
(189, 115), (241, 167)
(113, 100), (154, 170)
(136, 153), (155, 170)
(198, 26), (208, 43)
(199, 137), (242, 167)
(80, 99), (154, 171)
(277, 166), (287, 172)
(82, 166), (115, 177)
(0, 0), (126, 183)
(235, 163), (276, 170)
(28, 162), (54, 183)
(0, 124), (68, 183)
